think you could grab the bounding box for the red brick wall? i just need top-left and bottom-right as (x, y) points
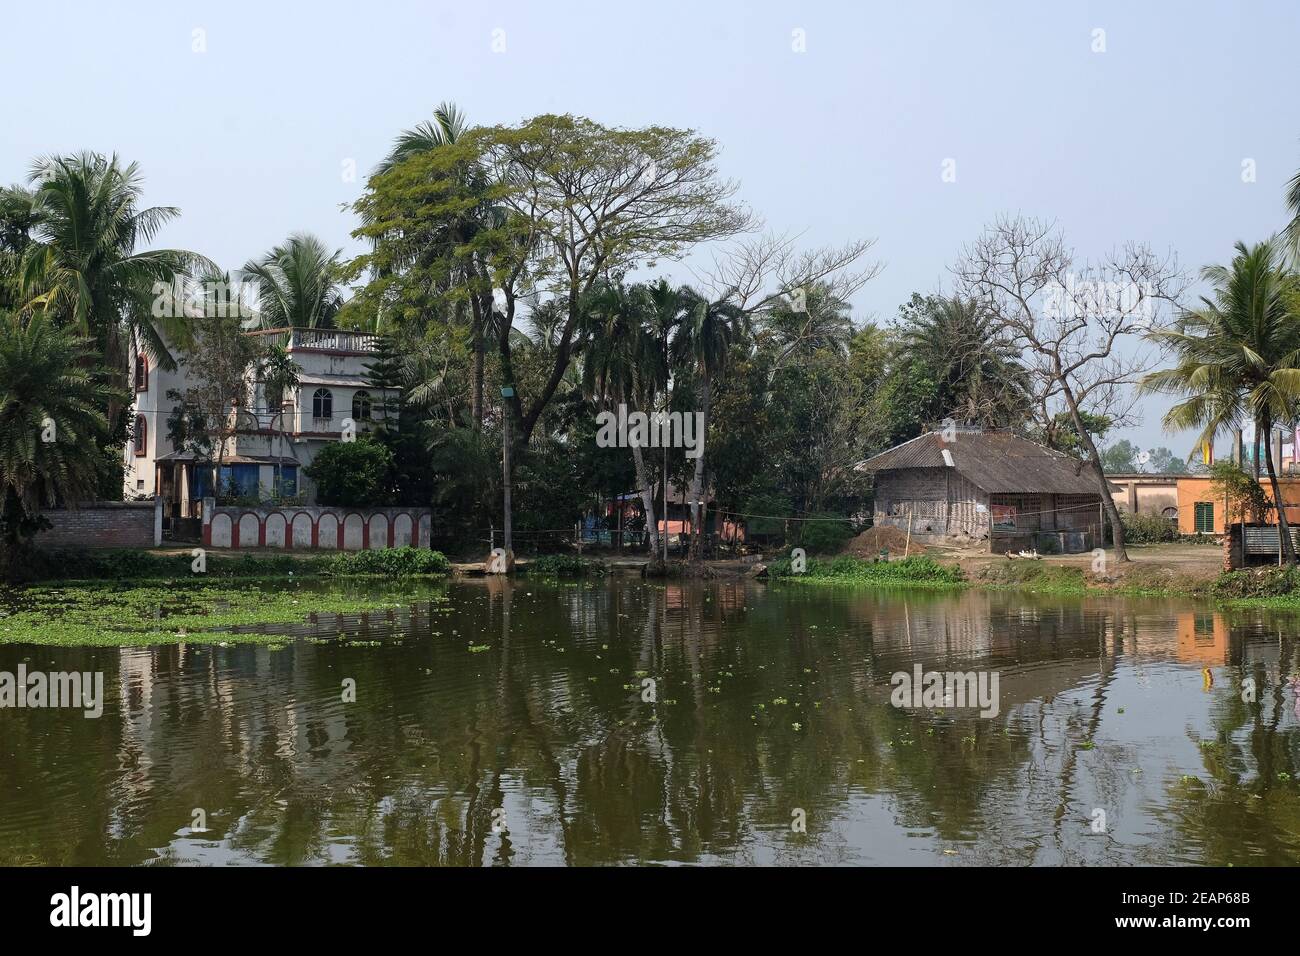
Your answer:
(35, 502), (157, 550)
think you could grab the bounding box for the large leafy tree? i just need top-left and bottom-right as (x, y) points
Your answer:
(353, 114), (752, 474)
(1142, 239), (1300, 561)
(0, 311), (118, 575)
(243, 232), (344, 329)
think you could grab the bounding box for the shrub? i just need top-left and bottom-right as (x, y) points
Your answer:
(1119, 511), (1180, 544)
(1211, 567), (1300, 600)
(304, 438), (393, 506)
(325, 547), (450, 577)
(525, 554), (603, 576)
(795, 515), (857, 554)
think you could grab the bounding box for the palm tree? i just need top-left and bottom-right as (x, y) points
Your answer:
(672, 286), (747, 560)
(897, 294), (1032, 429)
(374, 103), (503, 428)
(242, 232), (344, 329)
(581, 281), (670, 554)
(758, 282), (854, 367)
(13, 153), (209, 423)
(372, 102), (469, 175)
(260, 343), (301, 496)
(0, 311), (117, 575)
(1141, 240), (1300, 562)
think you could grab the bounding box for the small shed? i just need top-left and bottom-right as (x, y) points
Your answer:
(854, 427), (1113, 553)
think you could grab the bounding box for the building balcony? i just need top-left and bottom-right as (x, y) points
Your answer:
(247, 327), (380, 354)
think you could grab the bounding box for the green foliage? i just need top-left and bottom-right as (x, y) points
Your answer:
(0, 312), (121, 577)
(1208, 460), (1270, 524)
(242, 232), (344, 330)
(1043, 410), (1113, 455)
(1212, 567), (1300, 600)
(325, 547), (450, 576)
(9, 546), (450, 583)
(525, 554), (604, 576)
(769, 554), (963, 585)
(1119, 511), (1180, 543)
(892, 293), (1032, 431)
(795, 515), (856, 554)
(304, 437), (394, 506)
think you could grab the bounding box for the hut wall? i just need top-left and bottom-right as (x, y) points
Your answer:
(872, 469), (988, 539)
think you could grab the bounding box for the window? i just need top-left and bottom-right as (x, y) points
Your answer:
(312, 388), (333, 419)
(275, 465), (298, 498)
(352, 390), (372, 421)
(134, 353), (148, 392)
(1193, 501), (1215, 534)
(218, 464), (261, 500)
(134, 415), (147, 456)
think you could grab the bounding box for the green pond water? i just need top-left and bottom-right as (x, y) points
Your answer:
(2, 575), (1300, 866)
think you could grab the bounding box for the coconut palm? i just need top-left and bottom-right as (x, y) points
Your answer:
(260, 343), (301, 495)
(672, 286), (747, 559)
(372, 102), (469, 175)
(242, 232), (344, 329)
(0, 311), (118, 573)
(366, 103), (505, 427)
(1141, 239), (1300, 562)
(13, 153), (209, 422)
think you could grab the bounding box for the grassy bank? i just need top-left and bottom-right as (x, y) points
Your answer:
(769, 553), (1300, 607)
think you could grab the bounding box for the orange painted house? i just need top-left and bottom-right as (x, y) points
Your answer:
(1174, 475), (1300, 534)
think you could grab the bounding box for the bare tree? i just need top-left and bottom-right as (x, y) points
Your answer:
(954, 215), (1185, 561)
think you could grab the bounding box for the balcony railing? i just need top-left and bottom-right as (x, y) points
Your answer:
(289, 328), (379, 353)
(244, 327), (381, 353)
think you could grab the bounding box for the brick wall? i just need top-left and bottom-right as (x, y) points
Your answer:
(35, 500), (161, 550)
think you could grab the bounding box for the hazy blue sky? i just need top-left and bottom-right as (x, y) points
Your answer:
(7, 1), (1300, 455)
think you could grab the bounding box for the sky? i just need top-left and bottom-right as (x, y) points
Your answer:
(6, 0), (1300, 457)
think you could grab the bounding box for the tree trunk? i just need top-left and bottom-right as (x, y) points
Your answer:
(1262, 421), (1296, 563)
(470, 296), (485, 430)
(687, 372), (710, 562)
(1058, 379), (1129, 561)
(630, 440), (660, 555)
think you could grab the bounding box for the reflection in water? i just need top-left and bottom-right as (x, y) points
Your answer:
(2, 578), (1300, 866)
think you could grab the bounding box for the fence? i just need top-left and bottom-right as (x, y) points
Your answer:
(202, 499), (432, 550)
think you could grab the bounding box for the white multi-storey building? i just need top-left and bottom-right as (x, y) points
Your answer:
(124, 327), (395, 527)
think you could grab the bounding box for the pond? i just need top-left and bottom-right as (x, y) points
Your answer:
(1, 576), (1298, 866)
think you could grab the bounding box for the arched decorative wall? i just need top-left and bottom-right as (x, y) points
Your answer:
(202, 503), (434, 552)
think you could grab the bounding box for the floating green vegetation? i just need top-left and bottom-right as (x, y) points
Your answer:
(0, 580), (449, 646)
(523, 554), (605, 577)
(11, 546), (451, 584)
(768, 555), (965, 587)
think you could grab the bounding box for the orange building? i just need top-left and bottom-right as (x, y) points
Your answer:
(1174, 475), (1300, 534)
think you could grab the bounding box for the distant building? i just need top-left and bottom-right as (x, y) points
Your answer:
(854, 427), (1112, 553)
(1106, 473), (1180, 521)
(125, 327), (396, 528)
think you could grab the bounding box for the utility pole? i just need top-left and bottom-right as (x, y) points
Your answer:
(662, 441), (668, 563)
(501, 385), (514, 558)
